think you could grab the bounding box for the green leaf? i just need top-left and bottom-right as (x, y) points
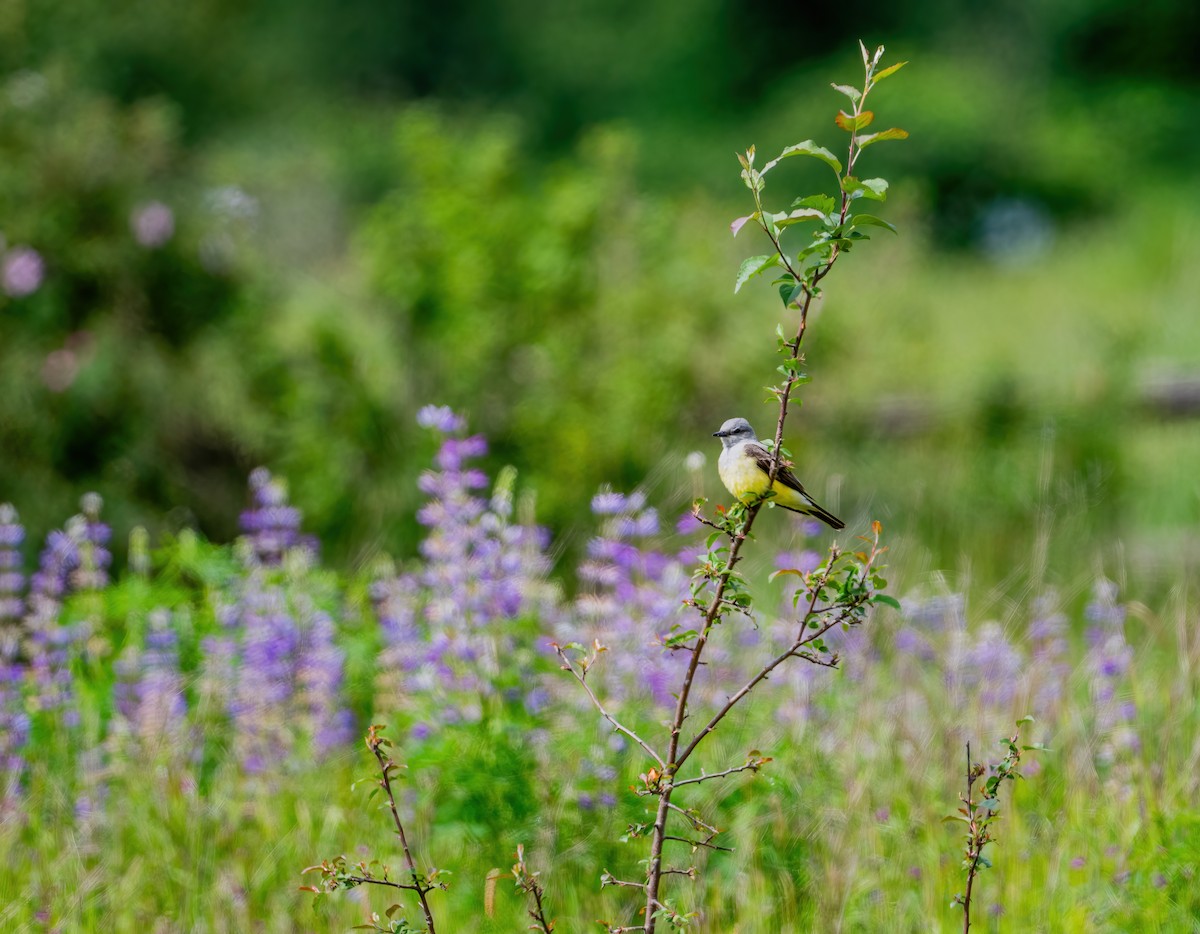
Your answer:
(779, 282), (805, 307)
(734, 254), (778, 293)
(797, 236), (834, 261)
(871, 60), (908, 85)
(1016, 715), (1036, 726)
(835, 110), (875, 132)
(775, 208), (826, 228)
(664, 629), (700, 648)
(792, 194), (836, 215)
(831, 83), (861, 103)
(857, 127), (910, 149)
(762, 140), (843, 176)
(849, 214), (898, 234)
(873, 594), (901, 610)
(841, 176), (889, 201)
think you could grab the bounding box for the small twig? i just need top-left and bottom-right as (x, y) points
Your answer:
(367, 725), (442, 931)
(950, 719), (1041, 930)
(339, 875), (425, 893)
(663, 800), (721, 834)
(961, 743), (982, 934)
(689, 504), (725, 532)
(601, 873), (648, 890)
(553, 644), (666, 769)
(663, 834), (733, 853)
(513, 844), (554, 934)
(790, 650), (841, 669)
(673, 758), (769, 788)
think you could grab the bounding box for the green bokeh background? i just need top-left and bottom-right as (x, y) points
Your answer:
(2, 0), (1198, 583)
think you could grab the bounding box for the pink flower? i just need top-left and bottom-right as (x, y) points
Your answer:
(131, 201), (175, 248)
(2, 246), (44, 297)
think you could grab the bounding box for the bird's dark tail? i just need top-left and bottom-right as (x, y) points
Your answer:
(780, 500), (845, 531)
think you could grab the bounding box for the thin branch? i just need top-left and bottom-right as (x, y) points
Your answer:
(673, 761), (765, 788)
(554, 645), (666, 769)
(676, 642), (797, 769)
(794, 567), (829, 644)
(638, 52), (896, 930)
(791, 650), (840, 669)
(339, 875), (426, 894)
(513, 844), (554, 934)
(602, 876), (648, 890)
(961, 742), (981, 934)
(677, 600), (861, 769)
(664, 800), (721, 836)
(689, 505), (725, 532)
(663, 834), (733, 853)
(367, 727), (440, 931)
(527, 883), (553, 934)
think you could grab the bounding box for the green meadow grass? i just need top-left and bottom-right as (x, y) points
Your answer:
(3, 529), (1198, 932)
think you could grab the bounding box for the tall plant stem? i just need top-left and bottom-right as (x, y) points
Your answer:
(640, 50), (884, 934)
(369, 731), (439, 933)
(961, 742), (981, 934)
(641, 272), (834, 934)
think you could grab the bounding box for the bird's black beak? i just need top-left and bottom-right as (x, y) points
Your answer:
(712, 429), (725, 437)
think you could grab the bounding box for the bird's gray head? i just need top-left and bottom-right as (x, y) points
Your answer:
(712, 417), (757, 449)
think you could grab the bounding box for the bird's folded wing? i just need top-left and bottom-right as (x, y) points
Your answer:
(746, 443), (810, 497)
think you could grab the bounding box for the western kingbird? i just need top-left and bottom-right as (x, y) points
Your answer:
(713, 417), (844, 530)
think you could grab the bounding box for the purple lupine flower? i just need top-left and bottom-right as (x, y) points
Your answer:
(0, 504), (24, 650)
(374, 411), (553, 727)
(893, 625), (936, 662)
(207, 476), (352, 773)
(958, 622), (1024, 708)
(565, 489), (692, 713)
(591, 491), (630, 515)
(24, 519), (88, 724)
(296, 601), (353, 756)
(902, 592), (967, 634)
(229, 579), (301, 772)
(0, 506), (26, 807)
(1086, 579), (1140, 790)
(73, 746), (109, 842)
(239, 468), (314, 566)
(416, 405), (465, 433)
(113, 609), (187, 755)
(27, 528), (79, 607)
(2, 246), (44, 297)
(71, 494), (111, 592)
(775, 549), (821, 576)
(130, 201), (175, 248)
(1026, 592), (1071, 715)
(0, 657), (29, 812)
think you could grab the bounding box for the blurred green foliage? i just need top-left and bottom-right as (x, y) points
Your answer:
(1, 0), (1199, 575)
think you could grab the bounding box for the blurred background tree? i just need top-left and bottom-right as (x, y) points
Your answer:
(1, 0), (1198, 579)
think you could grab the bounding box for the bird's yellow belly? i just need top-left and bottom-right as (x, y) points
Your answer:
(719, 450), (768, 499)
(718, 446), (806, 509)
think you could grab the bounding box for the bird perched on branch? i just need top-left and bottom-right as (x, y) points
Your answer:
(713, 417), (844, 530)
